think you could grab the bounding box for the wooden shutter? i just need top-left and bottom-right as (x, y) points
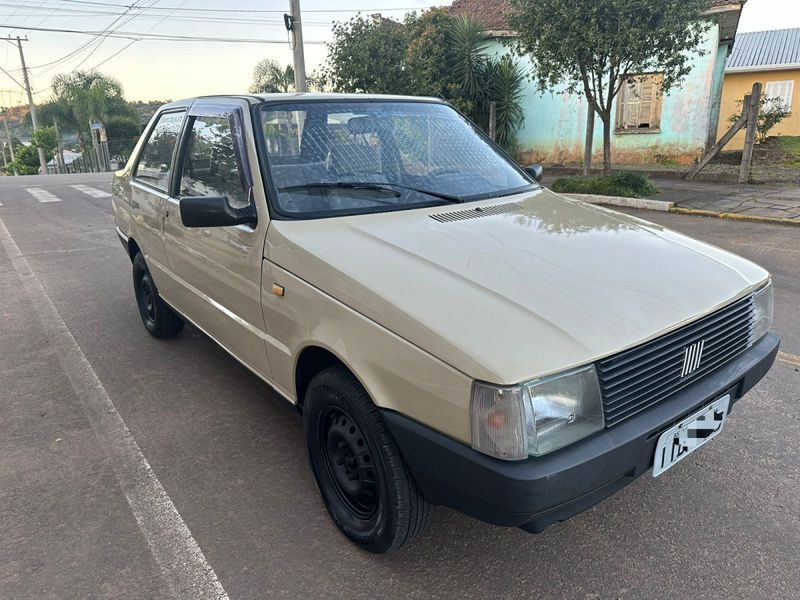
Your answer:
(616, 74), (663, 131)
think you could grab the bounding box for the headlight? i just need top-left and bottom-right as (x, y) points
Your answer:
(750, 280), (773, 344)
(471, 365), (604, 460)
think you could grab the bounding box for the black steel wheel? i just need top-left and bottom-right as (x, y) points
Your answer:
(320, 406), (380, 521)
(132, 252), (184, 339)
(304, 367), (431, 553)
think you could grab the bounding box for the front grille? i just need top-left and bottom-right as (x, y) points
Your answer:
(597, 295), (755, 427)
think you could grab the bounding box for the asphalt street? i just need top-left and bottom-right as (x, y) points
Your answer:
(1, 173), (798, 599)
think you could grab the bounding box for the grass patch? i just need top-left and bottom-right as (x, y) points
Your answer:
(551, 171), (658, 198)
(770, 136), (800, 165)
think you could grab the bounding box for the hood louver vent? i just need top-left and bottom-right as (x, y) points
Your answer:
(429, 202), (526, 223)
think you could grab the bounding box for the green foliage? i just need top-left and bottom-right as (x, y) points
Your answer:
(771, 136), (800, 165)
(728, 95), (792, 144)
(507, 0), (711, 170)
(323, 14), (410, 94)
(322, 10), (525, 152)
(404, 9), (460, 98)
(46, 70), (137, 144)
(449, 15), (491, 101)
(3, 134), (55, 175)
(249, 59), (295, 93)
(105, 115), (142, 162)
(486, 55), (525, 149)
(31, 126), (58, 155)
(551, 172), (658, 197)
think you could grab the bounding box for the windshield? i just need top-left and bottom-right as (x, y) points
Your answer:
(257, 101), (535, 218)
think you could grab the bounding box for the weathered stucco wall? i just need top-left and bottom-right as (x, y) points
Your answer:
(718, 69), (800, 150)
(487, 23), (722, 165)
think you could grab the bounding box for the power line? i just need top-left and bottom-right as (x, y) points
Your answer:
(0, 9), (334, 26)
(0, 22), (328, 43)
(85, 0), (184, 72)
(25, 1), (136, 73)
(72, 0), (152, 70)
(55, 0), (437, 13)
(0, 62), (25, 90)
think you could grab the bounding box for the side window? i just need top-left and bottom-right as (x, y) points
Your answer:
(180, 116), (249, 208)
(134, 111), (185, 191)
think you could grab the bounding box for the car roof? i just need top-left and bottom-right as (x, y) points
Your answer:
(159, 93), (447, 111)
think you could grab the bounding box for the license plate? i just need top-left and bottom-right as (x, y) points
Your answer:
(652, 395), (730, 477)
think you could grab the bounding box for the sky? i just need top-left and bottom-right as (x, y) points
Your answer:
(0, 0), (797, 107)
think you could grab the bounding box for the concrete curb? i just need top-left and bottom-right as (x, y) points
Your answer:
(668, 206), (800, 227)
(561, 193), (674, 211)
(560, 192), (800, 226)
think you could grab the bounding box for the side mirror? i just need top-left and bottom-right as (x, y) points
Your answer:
(179, 195), (256, 228)
(524, 164), (543, 182)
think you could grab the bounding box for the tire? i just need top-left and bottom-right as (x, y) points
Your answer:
(132, 252), (184, 339)
(303, 367), (431, 553)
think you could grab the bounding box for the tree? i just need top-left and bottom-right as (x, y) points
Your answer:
(507, 0), (711, 171)
(104, 115), (142, 163)
(3, 130), (55, 175)
(728, 95), (792, 144)
(322, 10), (525, 152)
(448, 16), (525, 150)
(249, 59), (295, 93)
(48, 70), (137, 152)
(322, 14), (410, 94)
(404, 9), (462, 98)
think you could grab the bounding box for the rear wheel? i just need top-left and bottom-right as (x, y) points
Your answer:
(132, 252), (184, 339)
(303, 367), (431, 553)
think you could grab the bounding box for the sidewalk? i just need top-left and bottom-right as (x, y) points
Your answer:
(653, 179), (800, 222)
(541, 175), (800, 224)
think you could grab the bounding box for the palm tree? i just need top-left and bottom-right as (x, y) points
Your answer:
(448, 15), (525, 152)
(249, 59), (295, 94)
(50, 71), (134, 153)
(488, 55), (525, 149)
(449, 15), (491, 104)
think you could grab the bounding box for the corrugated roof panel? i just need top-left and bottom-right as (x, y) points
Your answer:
(727, 28), (800, 70)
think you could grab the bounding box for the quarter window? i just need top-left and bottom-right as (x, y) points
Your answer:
(180, 116), (249, 209)
(135, 111), (185, 192)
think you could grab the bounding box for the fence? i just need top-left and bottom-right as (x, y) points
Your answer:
(48, 137), (139, 174)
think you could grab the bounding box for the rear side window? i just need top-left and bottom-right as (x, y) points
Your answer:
(180, 116), (249, 208)
(134, 110), (185, 192)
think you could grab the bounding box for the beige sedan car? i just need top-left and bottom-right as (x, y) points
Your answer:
(112, 94), (778, 553)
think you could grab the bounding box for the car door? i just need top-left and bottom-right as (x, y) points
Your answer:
(161, 98), (272, 380)
(129, 107), (187, 300)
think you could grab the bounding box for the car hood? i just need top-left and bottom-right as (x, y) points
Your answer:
(266, 188), (768, 384)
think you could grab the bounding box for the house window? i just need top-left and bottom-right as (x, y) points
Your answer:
(615, 73), (664, 133)
(764, 80), (794, 111)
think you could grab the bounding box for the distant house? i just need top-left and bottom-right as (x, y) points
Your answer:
(718, 28), (800, 149)
(449, 0), (746, 166)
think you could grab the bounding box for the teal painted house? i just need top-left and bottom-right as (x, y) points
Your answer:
(450, 0), (746, 166)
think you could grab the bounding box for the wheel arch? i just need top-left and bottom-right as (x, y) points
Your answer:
(127, 237), (141, 263)
(294, 345), (369, 411)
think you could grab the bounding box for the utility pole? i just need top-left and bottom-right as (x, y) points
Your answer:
(286, 0), (307, 92)
(2, 108), (17, 176)
(10, 36), (48, 175)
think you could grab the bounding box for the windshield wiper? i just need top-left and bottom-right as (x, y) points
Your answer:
(278, 181), (463, 204)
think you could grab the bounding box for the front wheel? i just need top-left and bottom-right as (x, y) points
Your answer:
(303, 367), (431, 553)
(132, 252), (184, 339)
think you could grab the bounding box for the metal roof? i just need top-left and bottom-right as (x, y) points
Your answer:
(726, 28), (800, 71)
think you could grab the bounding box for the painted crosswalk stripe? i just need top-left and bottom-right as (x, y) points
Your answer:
(71, 184), (111, 198)
(25, 188), (61, 203)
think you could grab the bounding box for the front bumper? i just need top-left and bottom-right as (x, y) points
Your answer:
(383, 332), (779, 533)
